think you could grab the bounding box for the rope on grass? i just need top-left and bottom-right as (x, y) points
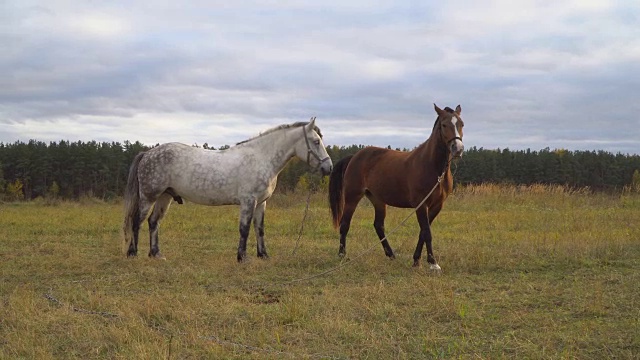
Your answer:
(289, 189), (313, 256)
(44, 290), (119, 318)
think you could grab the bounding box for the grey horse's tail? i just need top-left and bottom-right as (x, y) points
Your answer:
(123, 152), (145, 255)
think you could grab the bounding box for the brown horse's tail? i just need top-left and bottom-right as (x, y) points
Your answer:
(122, 152), (145, 255)
(328, 155), (353, 229)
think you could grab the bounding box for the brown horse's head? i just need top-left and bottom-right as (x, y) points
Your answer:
(434, 104), (464, 158)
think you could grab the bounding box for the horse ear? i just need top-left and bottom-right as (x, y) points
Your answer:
(434, 103), (445, 116)
(455, 105), (461, 115)
(307, 116), (316, 131)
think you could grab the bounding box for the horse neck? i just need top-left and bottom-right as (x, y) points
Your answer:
(409, 128), (450, 177)
(242, 128), (300, 174)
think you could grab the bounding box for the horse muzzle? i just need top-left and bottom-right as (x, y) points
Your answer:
(450, 138), (464, 158)
(319, 158), (333, 176)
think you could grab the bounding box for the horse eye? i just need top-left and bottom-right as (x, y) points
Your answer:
(314, 140), (320, 146)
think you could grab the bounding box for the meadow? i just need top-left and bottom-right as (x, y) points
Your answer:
(1, 184), (639, 359)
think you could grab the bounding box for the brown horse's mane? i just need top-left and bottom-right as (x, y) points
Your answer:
(421, 106), (456, 150)
(430, 106), (456, 132)
(236, 121), (322, 146)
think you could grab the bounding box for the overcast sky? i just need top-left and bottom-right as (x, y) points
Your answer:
(2, 1), (639, 154)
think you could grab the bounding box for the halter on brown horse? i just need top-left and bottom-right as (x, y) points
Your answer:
(328, 104), (464, 270)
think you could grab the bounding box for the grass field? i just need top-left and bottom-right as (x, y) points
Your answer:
(1, 184), (639, 359)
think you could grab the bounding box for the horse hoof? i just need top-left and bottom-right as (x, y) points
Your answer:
(386, 252), (396, 260)
(127, 251), (137, 258)
(149, 252), (166, 260)
(237, 253), (248, 263)
(338, 251), (346, 258)
(258, 253), (269, 260)
(429, 264), (442, 271)
(412, 260), (420, 268)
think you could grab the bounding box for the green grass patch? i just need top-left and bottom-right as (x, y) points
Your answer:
(1, 185), (639, 358)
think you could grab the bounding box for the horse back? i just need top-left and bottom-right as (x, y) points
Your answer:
(138, 143), (231, 203)
(345, 146), (454, 209)
(343, 147), (414, 206)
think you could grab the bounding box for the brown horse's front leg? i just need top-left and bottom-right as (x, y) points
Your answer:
(412, 208), (427, 267)
(424, 228), (441, 271)
(413, 207), (441, 270)
(371, 199), (395, 259)
(412, 238), (423, 267)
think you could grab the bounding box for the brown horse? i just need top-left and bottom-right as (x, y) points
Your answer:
(328, 104), (464, 270)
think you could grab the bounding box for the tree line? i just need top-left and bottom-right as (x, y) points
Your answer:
(1, 140), (639, 201)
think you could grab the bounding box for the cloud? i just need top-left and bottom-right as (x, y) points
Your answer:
(1, 0), (639, 154)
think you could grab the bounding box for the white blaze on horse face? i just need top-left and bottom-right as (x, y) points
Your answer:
(450, 117), (464, 156)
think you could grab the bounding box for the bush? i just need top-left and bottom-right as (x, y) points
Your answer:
(6, 179), (24, 201)
(632, 169), (640, 192)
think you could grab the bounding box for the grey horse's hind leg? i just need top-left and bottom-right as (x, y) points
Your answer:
(148, 193), (173, 259)
(237, 198), (257, 262)
(254, 201), (268, 259)
(130, 197), (154, 257)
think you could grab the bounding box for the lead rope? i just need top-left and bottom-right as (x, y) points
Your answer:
(290, 189), (313, 256)
(291, 121), (330, 256)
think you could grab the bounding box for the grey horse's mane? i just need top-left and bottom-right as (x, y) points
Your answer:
(236, 121), (323, 146)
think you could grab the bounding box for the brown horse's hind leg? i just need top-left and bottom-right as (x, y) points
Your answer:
(338, 202), (356, 257)
(367, 195), (395, 259)
(338, 170), (366, 257)
(338, 190), (364, 257)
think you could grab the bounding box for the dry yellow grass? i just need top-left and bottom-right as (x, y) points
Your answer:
(1, 185), (639, 359)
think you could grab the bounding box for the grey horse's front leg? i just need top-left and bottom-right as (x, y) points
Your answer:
(237, 198), (256, 262)
(254, 201), (268, 258)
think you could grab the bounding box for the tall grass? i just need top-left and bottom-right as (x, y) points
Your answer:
(0, 184), (638, 359)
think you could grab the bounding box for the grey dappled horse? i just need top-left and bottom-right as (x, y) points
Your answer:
(123, 119), (333, 261)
